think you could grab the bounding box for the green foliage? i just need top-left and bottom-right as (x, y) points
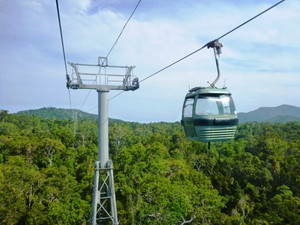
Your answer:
(0, 109), (299, 224)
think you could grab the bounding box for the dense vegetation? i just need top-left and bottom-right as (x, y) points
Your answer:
(0, 110), (299, 224)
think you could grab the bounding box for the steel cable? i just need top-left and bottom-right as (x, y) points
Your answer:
(109, 0), (286, 101)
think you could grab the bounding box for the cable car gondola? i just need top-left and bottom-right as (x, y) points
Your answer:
(181, 40), (238, 142)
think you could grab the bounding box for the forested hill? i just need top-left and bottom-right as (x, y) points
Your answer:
(16, 107), (97, 121)
(16, 107), (126, 123)
(16, 105), (300, 123)
(1, 110), (300, 224)
(238, 104), (300, 123)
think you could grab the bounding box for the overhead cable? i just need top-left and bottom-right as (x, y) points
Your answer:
(106, 0), (142, 60)
(82, 0), (142, 109)
(216, 0), (285, 41)
(140, 0), (286, 83)
(55, 0), (73, 109)
(109, 0), (286, 101)
(55, 0), (68, 77)
(108, 44), (207, 101)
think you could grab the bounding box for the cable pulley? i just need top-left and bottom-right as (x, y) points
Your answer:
(207, 40), (223, 54)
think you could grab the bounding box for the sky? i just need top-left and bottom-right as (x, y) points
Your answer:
(0, 0), (299, 123)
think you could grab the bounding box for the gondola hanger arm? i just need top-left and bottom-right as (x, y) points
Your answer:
(207, 40), (223, 88)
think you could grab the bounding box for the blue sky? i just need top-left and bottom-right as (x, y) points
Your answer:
(1, 0), (299, 122)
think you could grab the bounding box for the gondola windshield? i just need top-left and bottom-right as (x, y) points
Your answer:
(195, 95), (236, 116)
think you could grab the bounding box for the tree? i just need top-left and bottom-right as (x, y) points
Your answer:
(261, 185), (300, 224)
(0, 156), (43, 224)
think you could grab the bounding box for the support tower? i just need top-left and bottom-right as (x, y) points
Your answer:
(68, 57), (139, 225)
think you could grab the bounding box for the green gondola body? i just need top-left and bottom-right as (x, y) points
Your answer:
(181, 87), (238, 142)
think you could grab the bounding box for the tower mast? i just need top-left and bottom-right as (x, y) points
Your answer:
(68, 57), (139, 225)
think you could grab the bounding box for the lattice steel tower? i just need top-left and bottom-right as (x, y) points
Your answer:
(68, 57), (139, 225)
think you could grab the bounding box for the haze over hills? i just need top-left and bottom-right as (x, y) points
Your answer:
(237, 104), (300, 123)
(14, 105), (300, 123)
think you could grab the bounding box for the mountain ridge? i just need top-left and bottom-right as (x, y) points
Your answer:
(237, 104), (300, 123)
(15, 107), (128, 123)
(16, 107), (97, 121)
(14, 104), (300, 123)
